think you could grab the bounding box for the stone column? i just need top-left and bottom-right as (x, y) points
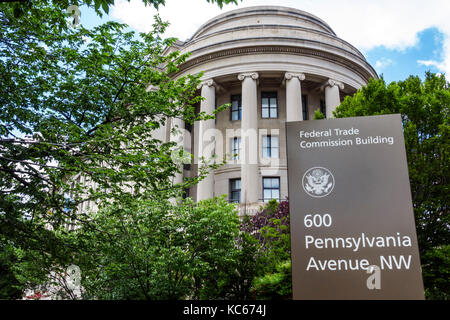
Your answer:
(238, 72), (259, 204)
(325, 79), (344, 119)
(169, 117), (185, 185)
(196, 79), (216, 201)
(285, 72), (306, 122)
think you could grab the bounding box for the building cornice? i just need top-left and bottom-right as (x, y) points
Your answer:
(173, 45), (377, 84)
(184, 24), (363, 60)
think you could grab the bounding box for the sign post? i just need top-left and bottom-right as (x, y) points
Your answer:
(286, 114), (424, 299)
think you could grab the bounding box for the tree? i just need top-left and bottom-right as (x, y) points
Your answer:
(313, 109), (325, 120)
(0, 0), (236, 298)
(334, 72), (449, 299)
(6, 0), (240, 18)
(0, 0), (238, 232)
(0, 241), (22, 299)
(241, 200), (293, 299)
(252, 260), (291, 300)
(1, 8), (201, 296)
(55, 196), (241, 300)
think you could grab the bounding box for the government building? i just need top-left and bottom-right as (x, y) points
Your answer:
(154, 6), (378, 213)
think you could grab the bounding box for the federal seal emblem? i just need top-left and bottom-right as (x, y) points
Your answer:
(302, 167), (335, 198)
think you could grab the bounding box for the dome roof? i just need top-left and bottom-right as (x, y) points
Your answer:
(190, 6), (336, 40)
(171, 6), (378, 88)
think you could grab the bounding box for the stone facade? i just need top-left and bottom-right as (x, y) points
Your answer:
(163, 6), (378, 213)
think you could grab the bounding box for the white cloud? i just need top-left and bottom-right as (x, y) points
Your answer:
(375, 58), (394, 70)
(111, 0), (450, 79)
(417, 59), (444, 69)
(111, 0), (226, 39)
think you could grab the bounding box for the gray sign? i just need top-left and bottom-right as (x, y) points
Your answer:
(286, 114), (424, 300)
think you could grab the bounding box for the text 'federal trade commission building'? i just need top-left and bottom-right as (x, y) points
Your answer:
(154, 6), (378, 213)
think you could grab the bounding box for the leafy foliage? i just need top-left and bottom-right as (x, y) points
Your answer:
(252, 260), (291, 300)
(422, 245), (450, 300)
(0, 241), (22, 299)
(0, 0), (230, 298)
(7, 0), (241, 18)
(67, 196), (241, 299)
(216, 231), (264, 300)
(241, 200), (289, 248)
(334, 72), (450, 299)
(241, 200), (292, 299)
(313, 109), (325, 120)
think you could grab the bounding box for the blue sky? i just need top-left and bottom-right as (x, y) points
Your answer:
(365, 28), (445, 83)
(77, 0), (450, 84)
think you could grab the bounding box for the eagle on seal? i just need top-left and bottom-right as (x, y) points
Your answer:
(305, 169), (333, 195)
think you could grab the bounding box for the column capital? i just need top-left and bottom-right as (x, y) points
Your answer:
(238, 72), (259, 81)
(284, 72), (305, 81)
(198, 79), (216, 90)
(326, 79), (345, 90)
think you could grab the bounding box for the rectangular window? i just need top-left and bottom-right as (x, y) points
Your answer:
(302, 94), (308, 120)
(262, 135), (279, 158)
(185, 123), (192, 135)
(229, 178), (241, 203)
(320, 99), (326, 118)
(231, 137), (241, 160)
(230, 94), (242, 121)
(263, 177), (280, 202)
(261, 92), (278, 118)
(182, 188), (190, 200)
